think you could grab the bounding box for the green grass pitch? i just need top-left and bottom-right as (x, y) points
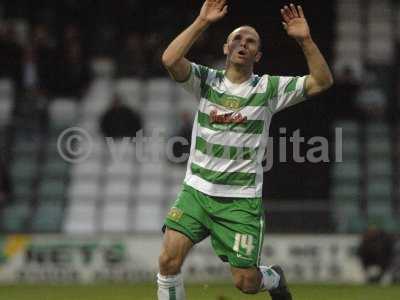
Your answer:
(0, 283), (399, 300)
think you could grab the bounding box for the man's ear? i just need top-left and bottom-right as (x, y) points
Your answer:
(223, 43), (228, 55)
(255, 51), (262, 63)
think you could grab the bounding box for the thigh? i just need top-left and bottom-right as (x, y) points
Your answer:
(209, 198), (265, 268)
(160, 227), (194, 261)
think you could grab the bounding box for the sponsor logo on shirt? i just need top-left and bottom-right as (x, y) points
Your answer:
(210, 110), (247, 124)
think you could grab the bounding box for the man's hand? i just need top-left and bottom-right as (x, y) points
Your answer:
(281, 4), (311, 43)
(280, 4), (333, 96)
(162, 0), (228, 82)
(198, 0), (228, 24)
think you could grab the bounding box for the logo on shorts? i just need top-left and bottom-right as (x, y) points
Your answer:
(167, 207), (183, 222)
(236, 253), (253, 261)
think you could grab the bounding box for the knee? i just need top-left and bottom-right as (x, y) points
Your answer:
(233, 274), (259, 294)
(158, 251), (183, 275)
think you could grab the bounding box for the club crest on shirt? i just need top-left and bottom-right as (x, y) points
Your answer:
(222, 97), (241, 110)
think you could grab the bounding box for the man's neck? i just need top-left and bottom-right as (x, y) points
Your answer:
(224, 63), (253, 84)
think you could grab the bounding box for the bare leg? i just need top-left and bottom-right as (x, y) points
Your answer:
(230, 266), (262, 294)
(157, 228), (193, 300)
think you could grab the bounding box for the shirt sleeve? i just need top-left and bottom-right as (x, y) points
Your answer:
(179, 62), (211, 100)
(267, 75), (308, 114)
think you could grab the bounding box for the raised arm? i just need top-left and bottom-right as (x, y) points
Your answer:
(281, 4), (333, 97)
(162, 0), (228, 82)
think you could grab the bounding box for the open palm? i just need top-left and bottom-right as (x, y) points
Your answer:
(281, 4), (311, 42)
(199, 0), (228, 24)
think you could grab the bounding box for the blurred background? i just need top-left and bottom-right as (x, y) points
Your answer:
(0, 0), (400, 290)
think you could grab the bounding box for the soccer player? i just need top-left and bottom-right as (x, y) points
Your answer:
(157, 1), (333, 299)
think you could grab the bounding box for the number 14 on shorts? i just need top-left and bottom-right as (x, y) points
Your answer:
(233, 233), (255, 256)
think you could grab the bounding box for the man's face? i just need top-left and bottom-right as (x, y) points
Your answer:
(224, 26), (262, 66)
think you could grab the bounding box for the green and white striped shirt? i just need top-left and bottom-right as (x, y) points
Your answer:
(181, 62), (307, 198)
